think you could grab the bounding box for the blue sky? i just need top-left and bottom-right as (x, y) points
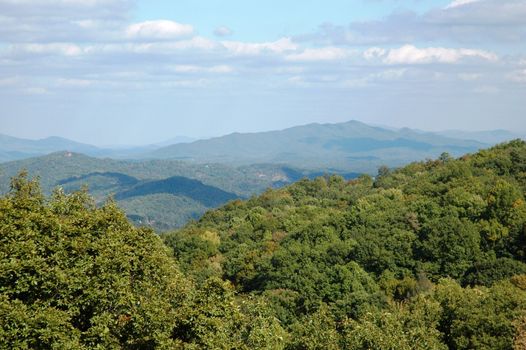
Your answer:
(134, 1), (451, 42)
(0, 0), (525, 145)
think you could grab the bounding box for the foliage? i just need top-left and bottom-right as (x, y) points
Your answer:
(3, 140), (526, 349)
(164, 140), (526, 347)
(0, 174), (286, 349)
(0, 152), (356, 230)
(434, 278), (526, 350)
(0, 173), (191, 348)
(342, 297), (446, 350)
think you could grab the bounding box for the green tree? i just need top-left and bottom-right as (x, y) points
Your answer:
(0, 173), (190, 348)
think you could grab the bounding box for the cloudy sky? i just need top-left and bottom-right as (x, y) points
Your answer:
(0, 0), (525, 145)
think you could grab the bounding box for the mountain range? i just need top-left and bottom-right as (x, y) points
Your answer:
(0, 134), (195, 162)
(2, 121), (523, 170)
(0, 152), (353, 230)
(150, 121), (494, 172)
(0, 134), (100, 162)
(1, 120), (523, 230)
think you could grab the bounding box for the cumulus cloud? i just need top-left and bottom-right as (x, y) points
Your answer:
(509, 69), (526, 83)
(444, 0), (480, 9)
(56, 78), (93, 88)
(222, 38), (297, 55)
(0, 0), (131, 42)
(9, 43), (84, 57)
(0, 76), (19, 87)
(0, 0), (131, 15)
(304, 0), (526, 46)
(23, 87), (49, 95)
(81, 36), (217, 57)
(380, 45), (498, 64)
(363, 47), (387, 60)
(473, 85), (500, 94)
(171, 65), (233, 74)
(0, 0), (521, 108)
(285, 47), (349, 62)
(458, 73), (482, 81)
(214, 26), (233, 37)
(126, 20), (194, 41)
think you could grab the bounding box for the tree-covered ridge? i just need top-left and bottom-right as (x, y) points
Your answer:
(164, 139), (526, 349)
(0, 173), (287, 349)
(2, 140), (526, 349)
(0, 152), (358, 230)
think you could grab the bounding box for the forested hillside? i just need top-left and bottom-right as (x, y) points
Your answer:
(0, 152), (353, 230)
(1, 140), (525, 349)
(0, 174), (286, 348)
(164, 139), (526, 349)
(0, 152), (280, 196)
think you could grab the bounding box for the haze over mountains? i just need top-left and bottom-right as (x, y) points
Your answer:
(0, 152), (349, 230)
(2, 120), (522, 167)
(150, 120), (494, 171)
(0, 134), (100, 162)
(1, 120), (523, 230)
(0, 134), (191, 162)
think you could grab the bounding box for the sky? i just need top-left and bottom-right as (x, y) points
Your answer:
(0, 0), (525, 146)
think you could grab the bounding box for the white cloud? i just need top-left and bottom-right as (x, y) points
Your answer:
(87, 36), (218, 55)
(56, 78), (93, 87)
(23, 87), (49, 95)
(473, 85), (500, 94)
(341, 69), (407, 89)
(160, 79), (209, 88)
(126, 20), (194, 41)
(214, 26), (233, 37)
(285, 47), (349, 62)
(509, 69), (526, 83)
(0, 0), (126, 6)
(10, 43), (84, 56)
(342, 78), (369, 88)
(0, 0), (519, 105)
(171, 65), (233, 74)
(0, 76), (20, 87)
(307, 0), (526, 46)
(363, 47), (387, 60)
(170, 37), (217, 50)
(373, 69), (407, 81)
(458, 73), (481, 81)
(383, 45), (498, 64)
(444, 0), (480, 9)
(222, 38), (297, 55)
(0, 0), (131, 13)
(0, 0), (131, 42)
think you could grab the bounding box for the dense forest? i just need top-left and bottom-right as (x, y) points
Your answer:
(1, 140), (526, 349)
(0, 152), (359, 230)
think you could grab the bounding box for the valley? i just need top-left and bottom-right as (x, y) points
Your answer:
(0, 120), (506, 230)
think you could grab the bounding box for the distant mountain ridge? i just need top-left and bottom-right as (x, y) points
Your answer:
(2, 121), (523, 166)
(0, 134), (100, 162)
(149, 120), (491, 172)
(0, 134), (193, 162)
(435, 129), (525, 145)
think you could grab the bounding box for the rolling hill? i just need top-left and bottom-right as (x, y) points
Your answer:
(0, 152), (350, 230)
(56, 171), (239, 231)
